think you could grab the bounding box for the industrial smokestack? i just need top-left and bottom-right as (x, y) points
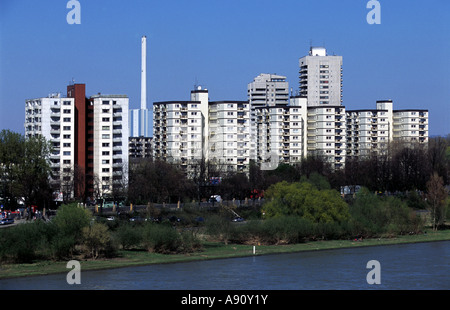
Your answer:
(141, 35), (147, 110)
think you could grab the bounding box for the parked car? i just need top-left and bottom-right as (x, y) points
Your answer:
(232, 217), (244, 222)
(209, 195), (222, 203)
(129, 216), (144, 223)
(0, 218), (14, 225)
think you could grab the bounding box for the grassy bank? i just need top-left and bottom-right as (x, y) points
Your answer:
(1, 229), (449, 280)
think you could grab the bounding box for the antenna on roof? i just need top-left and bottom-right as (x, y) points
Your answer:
(194, 76), (198, 90)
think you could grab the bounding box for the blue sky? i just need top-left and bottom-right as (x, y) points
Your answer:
(1, 0), (449, 136)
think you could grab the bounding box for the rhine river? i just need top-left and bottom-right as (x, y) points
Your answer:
(1, 241), (449, 290)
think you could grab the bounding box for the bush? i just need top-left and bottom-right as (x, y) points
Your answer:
(53, 203), (91, 245)
(263, 181), (350, 224)
(313, 222), (345, 240)
(261, 216), (313, 244)
(349, 188), (425, 237)
(142, 223), (182, 254)
(179, 230), (203, 253)
(113, 224), (143, 250)
(205, 215), (234, 244)
(82, 223), (115, 259)
(0, 221), (48, 263)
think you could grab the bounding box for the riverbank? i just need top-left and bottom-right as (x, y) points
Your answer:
(1, 229), (449, 279)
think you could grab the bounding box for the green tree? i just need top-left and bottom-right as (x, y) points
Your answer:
(349, 187), (424, 237)
(0, 130), (53, 210)
(52, 203), (92, 255)
(263, 181), (350, 224)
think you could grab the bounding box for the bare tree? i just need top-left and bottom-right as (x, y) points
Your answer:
(426, 172), (448, 231)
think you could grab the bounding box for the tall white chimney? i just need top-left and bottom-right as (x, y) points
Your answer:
(140, 35), (147, 110)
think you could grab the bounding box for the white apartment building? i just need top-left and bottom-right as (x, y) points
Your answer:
(208, 101), (251, 172)
(25, 94), (75, 198)
(153, 94), (205, 164)
(393, 109), (429, 144)
(306, 105), (346, 169)
(248, 73), (290, 161)
(299, 47), (343, 106)
(255, 96), (307, 168)
(247, 73), (290, 107)
(346, 100), (428, 159)
(153, 87), (252, 174)
(89, 95), (129, 196)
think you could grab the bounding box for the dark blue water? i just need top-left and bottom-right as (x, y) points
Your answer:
(1, 241), (449, 290)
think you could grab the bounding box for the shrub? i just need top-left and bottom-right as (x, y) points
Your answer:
(263, 181), (350, 224)
(349, 188), (425, 237)
(82, 223), (114, 259)
(52, 203), (91, 245)
(113, 224), (143, 250)
(205, 215), (234, 245)
(0, 221), (46, 263)
(142, 223), (182, 254)
(179, 230), (203, 253)
(261, 216), (313, 244)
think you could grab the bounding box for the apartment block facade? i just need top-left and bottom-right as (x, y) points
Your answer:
(306, 105), (346, 169)
(153, 87), (252, 174)
(346, 100), (428, 159)
(208, 100), (251, 172)
(25, 83), (129, 201)
(25, 95), (76, 198)
(89, 94), (129, 197)
(299, 47), (343, 106)
(254, 96), (307, 167)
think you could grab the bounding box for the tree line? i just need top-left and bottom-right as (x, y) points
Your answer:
(128, 137), (450, 204)
(1, 129), (449, 210)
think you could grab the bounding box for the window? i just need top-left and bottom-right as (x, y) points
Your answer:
(63, 160), (71, 164)
(102, 160), (110, 164)
(63, 143), (71, 147)
(63, 126), (71, 130)
(63, 101), (71, 106)
(63, 151), (71, 156)
(102, 126), (110, 130)
(63, 134), (71, 139)
(102, 143), (110, 147)
(63, 109), (71, 114)
(102, 168), (110, 172)
(63, 117), (71, 122)
(102, 134), (110, 139)
(102, 151), (110, 156)
(102, 101), (109, 105)
(102, 117), (110, 122)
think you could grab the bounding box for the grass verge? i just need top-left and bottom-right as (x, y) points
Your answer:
(1, 229), (449, 279)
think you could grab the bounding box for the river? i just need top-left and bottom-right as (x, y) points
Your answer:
(1, 241), (449, 290)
